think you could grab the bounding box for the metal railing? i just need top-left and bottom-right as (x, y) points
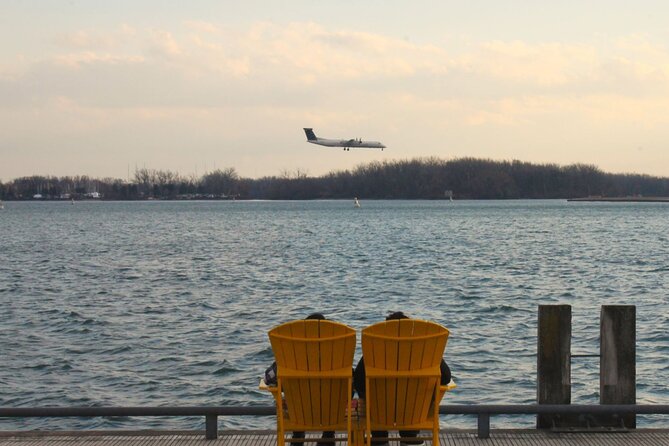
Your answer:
(2, 404), (669, 440)
(439, 404), (669, 438)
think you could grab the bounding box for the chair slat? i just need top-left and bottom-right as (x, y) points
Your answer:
(284, 379), (305, 426)
(396, 321), (413, 424)
(364, 332), (384, 423)
(306, 322), (321, 426)
(320, 333), (333, 425)
(406, 324), (428, 424)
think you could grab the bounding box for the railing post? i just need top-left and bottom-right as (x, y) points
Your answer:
(477, 413), (490, 439)
(600, 305), (636, 428)
(206, 414), (218, 440)
(537, 304), (574, 428)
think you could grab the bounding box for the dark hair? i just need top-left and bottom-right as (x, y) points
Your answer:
(306, 312), (326, 320)
(386, 311), (409, 321)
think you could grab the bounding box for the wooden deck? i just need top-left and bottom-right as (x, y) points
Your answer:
(1, 430), (669, 446)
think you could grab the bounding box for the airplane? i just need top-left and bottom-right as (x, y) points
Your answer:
(304, 128), (385, 151)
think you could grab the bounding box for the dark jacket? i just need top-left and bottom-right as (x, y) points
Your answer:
(264, 361), (278, 386)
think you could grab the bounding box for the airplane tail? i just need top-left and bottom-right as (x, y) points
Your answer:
(304, 128), (317, 141)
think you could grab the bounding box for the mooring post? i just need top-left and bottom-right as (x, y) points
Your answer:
(600, 305), (636, 428)
(205, 414), (218, 440)
(537, 304), (572, 428)
(477, 412), (490, 438)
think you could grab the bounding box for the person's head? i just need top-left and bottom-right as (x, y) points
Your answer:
(305, 312), (326, 320)
(386, 311), (409, 321)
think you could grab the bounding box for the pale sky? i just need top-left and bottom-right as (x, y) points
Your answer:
(2, 1), (669, 181)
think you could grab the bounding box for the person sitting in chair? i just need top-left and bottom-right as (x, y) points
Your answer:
(353, 311), (452, 446)
(264, 312), (335, 446)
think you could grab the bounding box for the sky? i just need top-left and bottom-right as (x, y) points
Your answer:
(2, 0), (669, 181)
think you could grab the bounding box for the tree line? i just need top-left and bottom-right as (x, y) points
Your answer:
(1, 158), (668, 200)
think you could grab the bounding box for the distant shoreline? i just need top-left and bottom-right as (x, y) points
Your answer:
(3, 158), (669, 201)
(567, 196), (669, 202)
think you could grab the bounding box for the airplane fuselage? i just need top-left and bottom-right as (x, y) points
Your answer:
(304, 128), (385, 151)
(308, 138), (385, 149)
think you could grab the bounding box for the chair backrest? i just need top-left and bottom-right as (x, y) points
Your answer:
(361, 319), (449, 427)
(269, 319), (356, 428)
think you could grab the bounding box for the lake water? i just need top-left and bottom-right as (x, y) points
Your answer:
(1, 200), (668, 431)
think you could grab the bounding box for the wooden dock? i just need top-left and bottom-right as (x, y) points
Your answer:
(1, 430), (669, 446)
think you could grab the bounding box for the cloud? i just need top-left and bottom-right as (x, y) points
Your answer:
(184, 20), (222, 34)
(52, 52), (144, 69)
(460, 40), (599, 86)
(250, 22), (447, 80)
(148, 30), (182, 58)
(55, 25), (137, 50)
(603, 35), (669, 86)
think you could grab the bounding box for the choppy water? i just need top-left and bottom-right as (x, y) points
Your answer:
(1, 200), (668, 431)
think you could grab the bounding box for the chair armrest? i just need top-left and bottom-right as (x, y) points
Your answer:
(440, 379), (457, 392)
(259, 378), (279, 395)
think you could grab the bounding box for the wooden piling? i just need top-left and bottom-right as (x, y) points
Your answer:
(537, 305), (573, 428)
(599, 305), (636, 428)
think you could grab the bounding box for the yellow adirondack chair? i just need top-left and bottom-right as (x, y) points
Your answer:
(265, 319), (357, 446)
(360, 319), (454, 446)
